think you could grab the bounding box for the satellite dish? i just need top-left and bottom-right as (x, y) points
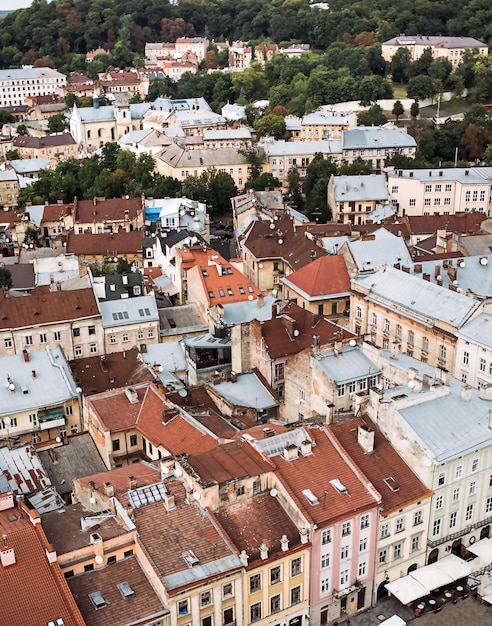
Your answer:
(76, 387), (83, 395)
(90, 497), (96, 504)
(459, 260), (466, 268)
(248, 295), (253, 301)
(408, 380), (415, 389)
(193, 491), (201, 500)
(349, 339), (356, 347)
(8, 383), (15, 391)
(95, 555), (103, 564)
(162, 465), (169, 474)
(480, 257), (488, 266)
(424, 459), (432, 468)
(272, 289), (278, 297)
(174, 467), (183, 477)
(270, 488), (278, 497)
(258, 263), (263, 268)
(55, 436), (62, 443)
(278, 239), (283, 245)
(178, 388), (188, 397)
(269, 222), (275, 229)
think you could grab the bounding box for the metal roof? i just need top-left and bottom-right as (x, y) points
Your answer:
(220, 296), (276, 326)
(332, 174), (389, 201)
(100, 293), (159, 328)
(315, 345), (380, 384)
(183, 333), (231, 349)
(210, 372), (278, 410)
(163, 553), (242, 590)
(347, 228), (412, 269)
(254, 426), (312, 457)
(387, 166), (492, 183)
(342, 127), (416, 149)
(456, 313), (492, 349)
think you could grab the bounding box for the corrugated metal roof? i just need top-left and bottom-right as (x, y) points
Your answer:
(315, 345), (381, 384)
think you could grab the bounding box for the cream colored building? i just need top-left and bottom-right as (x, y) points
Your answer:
(0, 66), (66, 108)
(382, 35), (488, 65)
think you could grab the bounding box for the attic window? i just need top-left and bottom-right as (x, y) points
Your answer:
(302, 488), (319, 506)
(248, 285), (254, 293)
(182, 550), (200, 567)
(117, 581), (135, 598)
(89, 591), (107, 609)
(330, 478), (348, 495)
(202, 269), (208, 277)
(226, 267), (233, 275)
(384, 477), (400, 492)
(47, 620), (66, 626)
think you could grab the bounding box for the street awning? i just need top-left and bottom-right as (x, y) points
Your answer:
(432, 554), (474, 580)
(379, 617), (406, 626)
(385, 575), (430, 604)
(409, 562), (454, 590)
(467, 537), (492, 567)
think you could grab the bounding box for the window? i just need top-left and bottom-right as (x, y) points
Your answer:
(379, 549), (387, 565)
(291, 586), (301, 605)
(138, 330), (144, 340)
(249, 574), (261, 592)
(322, 529), (331, 544)
(435, 495), (443, 510)
(358, 561), (367, 577)
(408, 330), (414, 346)
(54, 331), (61, 341)
(122, 333), (129, 342)
(371, 312), (377, 327)
(463, 351), (469, 365)
(112, 439), (121, 452)
(178, 600), (189, 616)
(29, 413), (37, 426)
(88, 325), (96, 335)
(270, 566), (281, 585)
(383, 319), (390, 333)
(466, 504), (473, 521)
(486, 497), (492, 514)
(359, 378), (367, 391)
(321, 578), (330, 594)
(223, 582), (233, 598)
(74, 346), (82, 357)
(110, 335), (116, 344)
(432, 519), (441, 536)
(435, 184), (442, 192)
(449, 511), (457, 528)
(393, 543), (402, 559)
(25, 335), (33, 346)
(340, 545), (349, 560)
(424, 198), (431, 206)
(253, 479), (261, 495)
(65, 405), (73, 417)
(469, 481), (476, 496)
(337, 384), (345, 397)
(339, 569), (349, 588)
(439, 345), (447, 362)
(200, 591), (212, 607)
(72, 328), (80, 337)
(444, 197), (451, 205)
(321, 553), (330, 569)
(148, 329), (154, 338)
(236, 485), (245, 496)
(425, 184), (432, 192)
(480, 358), (486, 372)
(380, 523), (389, 539)
(270, 594), (281, 614)
(455, 465), (463, 479)
(349, 380), (356, 394)
(396, 324), (402, 339)
(434, 198), (441, 206)
(355, 306), (362, 320)
(360, 514), (370, 529)
(90, 344), (97, 354)
(274, 362), (285, 382)
(438, 472), (445, 486)
(395, 517), (404, 533)
(409, 198), (416, 206)
(411, 536), (420, 552)
(250, 601), (262, 622)
(3, 337), (12, 348)
(130, 434), (137, 446)
(359, 537), (367, 552)
(445, 184), (452, 192)
(39, 333), (47, 344)
(465, 191), (471, 202)
(472, 458), (479, 472)
(453, 488), (460, 502)
(341, 521), (351, 537)
(291, 557), (302, 576)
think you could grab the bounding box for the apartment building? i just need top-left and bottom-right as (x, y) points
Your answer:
(0, 66), (66, 108)
(341, 127), (416, 172)
(328, 174), (389, 225)
(381, 35), (488, 65)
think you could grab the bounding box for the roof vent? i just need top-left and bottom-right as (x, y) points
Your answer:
(117, 581), (135, 598)
(302, 488), (319, 505)
(182, 550), (200, 567)
(383, 476), (400, 492)
(329, 478), (347, 495)
(89, 591), (107, 610)
(124, 387), (138, 404)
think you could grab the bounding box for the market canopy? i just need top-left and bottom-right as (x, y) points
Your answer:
(467, 537), (492, 568)
(432, 554), (474, 580)
(385, 575), (430, 605)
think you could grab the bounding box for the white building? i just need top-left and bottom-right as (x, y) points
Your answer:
(382, 35), (488, 66)
(0, 66), (66, 108)
(455, 312), (492, 388)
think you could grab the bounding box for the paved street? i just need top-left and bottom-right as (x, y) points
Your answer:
(334, 593), (492, 625)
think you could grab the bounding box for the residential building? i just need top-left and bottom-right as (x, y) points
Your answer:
(143, 97), (226, 136)
(25, 93), (66, 120)
(340, 127), (416, 172)
(404, 212), (486, 251)
(328, 175), (390, 225)
(0, 170), (20, 209)
(229, 42), (253, 70)
(118, 127), (174, 156)
(221, 103), (246, 122)
(231, 189), (307, 235)
(0, 65), (67, 108)
(387, 167), (492, 217)
(255, 41), (279, 65)
(0, 287), (103, 361)
(13, 132), (78, 162)
(300, 110), (355, 141)
(381, 35), (488, 64)
(99, 69), (146, 98)
(350, 265), (481, 366)
(0, 346), (81, 445)
(339, 227), (412, 276)
(280, 44), (311, 58)
(66, 230), (143, 270)
(175, 37), (209, 63)
(455, 313), (492, 388)
(145, 197), (209, 241)
(281, 255), (351, 321)
(73, 195), (146, 234)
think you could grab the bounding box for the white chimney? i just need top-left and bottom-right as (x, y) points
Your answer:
(300, 440), (312, 456)
(283, 444), (299, 461)
(125, 387), (139, 404)
(163, 492), (176, 510)
(1, 536), (15, 567)
(461, 384), (472, 402)
(103, 482), (114, 497)
(240, 550), (249, 565)
(260, 542), (268, 560)
(280, 534), (289, 552)
(357, 425), (375, 454)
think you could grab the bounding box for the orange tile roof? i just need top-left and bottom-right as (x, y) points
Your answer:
(183, 441), (273, 486)
(0, 505), (85, 626)
(77, 461), (163, 502)
(43, 203), (72, 222)
(329, 418), (433, 515)
(66, 231), (143, 256)
(0, 287), (99, 330)
(283, 255), (350, 297)
(215, 493), (303, 565)
(270, 427), (380, 526)
(68, 555), (168, 626)
(89, 383), (217, 455)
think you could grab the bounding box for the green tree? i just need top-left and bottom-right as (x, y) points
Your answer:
(5, 149), (19, 160)
(146, 77), (173, 102)
(0, 267), (12, 289)
(357, 104), (387, 126)
(390, 47), (412, 84)
(407, 75), (437, 101)
(410, 100), (420, 118)
(392, 100), (404, 121)
(47, 113), (68, 133)
(254, 114), (286, 139)
(245, 172), (280, 191)
(16, 124), (29, 135)
(237, 143), (266, 182)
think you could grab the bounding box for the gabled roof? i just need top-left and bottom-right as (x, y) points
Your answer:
(76, 196), (143, 223)
(13, 132), (76, 149)
(331, 174), (389, 201)
(66, 231), (143, 256)
(0, 287), (100, 329)
(330, 418), (432, 515)
(99, 293), (159, 328)
(343, 227), (412, 270)
(342, 127), (416, 150)
(405, 212), (486, 235)
(383, 35), (487, 48)
(282, 255), (350, 299)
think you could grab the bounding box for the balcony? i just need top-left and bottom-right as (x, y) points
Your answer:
(38, 407), (66, 431)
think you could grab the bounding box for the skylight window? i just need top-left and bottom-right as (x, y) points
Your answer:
(117, 581), (135, 598)
(89, 591), (107, 609)
(182, 550), (200, 567)
(330, 478), (348, 495)
(248, 285), (254, 293)
(302, 488), (319, 505)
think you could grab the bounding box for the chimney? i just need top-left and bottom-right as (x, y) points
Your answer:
(280, 315), (296, 339)
(283, 444), (299, 461)
(103, 482), (114, 497)
(461, 384), (472, 402)
(414, 263), (422, 273)
(45, 544), (57, 564)
(1, 545), (15, 568)
(163, 492), (176, 510)
(257, 293), (264, 308)
(422, 273), (430, 281)
(124, 387), (138, 404)
(259, 542), (268, 560)
(390, 341), (399, 360)
(22, 349), (29, 363)
(128, 475), (137, 490)
(479, 383), (492, 401)
(401, 266), (410, 273)
(300, 440), (312, 456)
(240, 550), (249, 566)
(280, 534), (289, 552)
(300, 529), (309, 544)
(447, 265), (457, 282)
(357, 424), (375, 454)
(31, 370), (36, 379)
(436, 276), (443, 286)
(434, 264), (441, 279)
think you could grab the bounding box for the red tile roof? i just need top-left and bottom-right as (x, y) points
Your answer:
(68, 555), (168, 626)
(0, 505), (85, 626)
(76, 197), (143, 223)
(42, 203), (72, 222)
(0, 287), (99, 329)
(215, 493), (303, 565)
(329, 418), (433, 515)
(66, 231), (143, 256)
(89, 383), (217, 455)
(77, 461), (163, 502)
(283, 255), (350, 297)
(183, 441), (273, 486)
(405, 212), (486, 235)
(260, 301), (354, 358)
(269, 427), (380, 526)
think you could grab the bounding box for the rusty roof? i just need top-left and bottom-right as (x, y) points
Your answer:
(76, 197), (143, 223)
(66, 231), (143, 256)
(329, 418), (433, 515)
(0, 287), (99, 329)
(405, 212), (486, 235)
(68, 555), (168, 626)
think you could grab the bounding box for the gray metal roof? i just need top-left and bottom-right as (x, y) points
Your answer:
(320, 236), (350, 254)
(396, 380), (492, 462)
(342, 127), (416, 150)
(254, 426), (312, 457)
(413, 255), (492, 300)
(140, 342), (187, 372)
(183, 333), (231, 349)
(202, 128), (251, 140)
(0, 67), (65, 80)
(354, 266), (481, 328)
(301, 111), (351, 126)
(387, 166), (492, 184)
(261, 138), (342, 156)
(10, 158), (52, 174)
(163, 553), (242, 590)
(210, 373), (278, 410)
(332, 174), (388, 201)
(347, 228), (412, 269)
(0, 445), (52, 494)
(220, 296), (276, 326)
(100, 293), (159, 328)
(384, 35), (487, 48)
(315, 345), (380, 384)
(0, 346), (78, 418)
(456, 313), (492, 349)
